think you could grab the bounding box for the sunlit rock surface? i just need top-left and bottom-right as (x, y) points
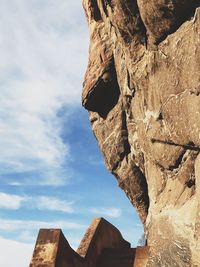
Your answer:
(82, 1), (200, 266)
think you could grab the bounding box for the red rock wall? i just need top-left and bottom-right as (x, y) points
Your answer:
(82, 1), (200, 265)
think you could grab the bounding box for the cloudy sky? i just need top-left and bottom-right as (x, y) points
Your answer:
(0, 1), (143, 266)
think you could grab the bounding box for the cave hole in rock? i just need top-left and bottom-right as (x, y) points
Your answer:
(176, 1), (200, 26)
(84, 66), (120, 119)
(155, 1), (200, 44)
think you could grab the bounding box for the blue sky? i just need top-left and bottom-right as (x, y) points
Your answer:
(0, 1), (143, 266)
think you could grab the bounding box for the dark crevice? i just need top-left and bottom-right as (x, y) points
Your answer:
(136, 1), (200, 47)
(156, 112), (163, 121)
(121, 111), (131, 155)
(127, 71), (131, 91)
(102, 0), (108, 17)
(103, 0), (115, 11)
(83, 60), (120, 119)
(118, 165), (150, 222)
(154, 1), (200, 45)
(112, 111), (149, 221)
(168, 149), (186, 171)
(110, 111), (131, 173)
(90, 0), (102, 21)
(151, 139), (200, 172)
(106, 0), (147, 45)
(190, 90), (200, 96)
(133, 166), (150, 212)
(151, 139), (200, 152)
(120, 0), (146, 34)
(185, 179), (195, 188)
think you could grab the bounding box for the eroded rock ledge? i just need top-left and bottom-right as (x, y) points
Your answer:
(82, 1), (200, 266)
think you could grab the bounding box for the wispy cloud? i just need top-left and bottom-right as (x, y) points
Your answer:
(0, 192), (74, 213)
(89, 207), (122, 218)
(0, 219), (85, 231)
(0, 2), (91, 266)
(0, 193), (26, 210)
(35, 196), (74, 213)
(0, 0), (88, 185)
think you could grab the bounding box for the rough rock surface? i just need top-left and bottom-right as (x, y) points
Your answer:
(82, 1), (200, 266)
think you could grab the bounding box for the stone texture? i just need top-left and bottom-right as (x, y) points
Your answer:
(30, 229), (84, 267)
(30, 218), (146, 267)
(82, 0), (200, 265)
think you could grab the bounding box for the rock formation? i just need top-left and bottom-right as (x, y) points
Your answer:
(30, 218), (149, 267)
(82, 0), (200, 266)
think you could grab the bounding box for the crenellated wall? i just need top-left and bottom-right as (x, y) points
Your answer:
(30, 218), (149, 267)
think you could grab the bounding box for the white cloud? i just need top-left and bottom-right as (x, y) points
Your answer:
(0, 0), (89, 184)
(0, 237), (34, 267)
(0, 192), (26, 210)
(90, 207), (122, 218)
(0, 219), (85, 231)
(0, 192), (75, 213)
(35, 196), (74, 213)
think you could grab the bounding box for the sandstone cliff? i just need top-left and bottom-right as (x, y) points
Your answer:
(82, 1), (200, 266)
